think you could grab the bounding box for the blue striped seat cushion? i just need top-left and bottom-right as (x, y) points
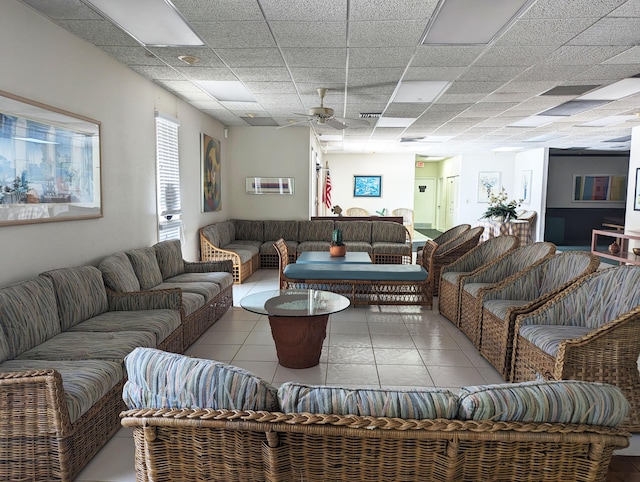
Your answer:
(165, 272), (234, 291)
(278, 382), (458, 419)
(284, 263), (428, 281)
(123, 348), (278, 411)
(518, 325), (591, 356)
(458, 380), (629, 427)
(483, 299), (530, 319)
(441, 271), (466, 284)
(463, 282), (493, 297)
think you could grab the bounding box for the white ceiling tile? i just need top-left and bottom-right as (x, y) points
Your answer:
(348, 68), (404, 87)
(348, 21), (426, 47)
(494, 18), (599, 46)
(214, 48), (285, 67)
(523, 0), (627, 19)
(289, 67), (346, 84)
(148, 47), (225, 67)
(349, 0), (438, 20)
(281, 48), (347, 67)
(174, 66), (238, 80)
(232, 67), (292, 82)
(243, 82), (299, 94)
(543, 45), (631, 66)
(100, 46), (165, 66)
(129, 65), (185, 80)
(403, 67), (466, 81)
(260, 0), (346, 20)
(569, 17), (640, 45)
(54, 19), (138, 46)
(172, 0), (264, 21)
(446, 81), (505, 95)
(412, 45), (485, 67)
(474, 45), (556, 66)
(269, 22), (347, 48)
(348, 47), (413, 68)
(457, 66), (529, 82)
(191, 21), (276, 48)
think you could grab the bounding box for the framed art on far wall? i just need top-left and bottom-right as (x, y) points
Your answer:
(201, 133), (221, 212)
(353, 175), (381, 197)
(635, 168), (640, 211)
(477, 171), (501, 203)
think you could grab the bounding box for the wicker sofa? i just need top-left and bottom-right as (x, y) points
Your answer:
(0, 241), (234, 481)
(121, 348), (631, 482)
(200, 218), (411, 283)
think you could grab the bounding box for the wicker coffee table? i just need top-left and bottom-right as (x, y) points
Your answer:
(241, 289), (350, 368)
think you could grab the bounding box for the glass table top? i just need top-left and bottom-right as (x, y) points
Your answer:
(240, 289), (350, 317)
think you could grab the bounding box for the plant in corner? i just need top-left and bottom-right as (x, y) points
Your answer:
(481, 188), (522, 222)
(330, 228), (346, 257)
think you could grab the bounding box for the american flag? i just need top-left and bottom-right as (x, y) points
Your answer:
(322, 169), (332, 209)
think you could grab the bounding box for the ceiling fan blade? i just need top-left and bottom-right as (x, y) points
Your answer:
(336, 117), (370, 127)
(326, 118), (348, 130)
(277, 119), (310, 129)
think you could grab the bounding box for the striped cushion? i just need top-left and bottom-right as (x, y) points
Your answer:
(123, 348), (278, 411)
(297, 241), (331, 253)
(98, 252), (141, 292)
(166, 272), (234, 291)
(126, 247), (164, 290)
(371, 221), (406, 243)
(343, 241), (373, 253)
(153, 281), (220, 302)
(153, 240), (185, 280)
(483, 299), (529, 319)
(463, 282), (493, 297)
(442, 271), (465, 284)
(298, 220), (334, 242)
(518, 325), (592, 357)
(0, 276), (62, 362)
(42, 266), (109, 330)
(0, 359), (123, 423)
(371, 242), (411, 256)
(278, 382), (458, 419)
(232, 219), (264, 241)
(264, 220), (298, 241)
(458, 380), (629, 427)
(335, 220), (372, 242)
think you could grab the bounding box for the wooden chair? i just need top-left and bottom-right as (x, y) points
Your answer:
(273, 238), (290, 289)
(391, 208), (414, 239)
(511, 265), (640, 431)
(479, 251), (600, 381)
(438, 235), (519, 325)
(346, 207), (369, 216)
(418, 226), (484, 298)
(456, 242), (556, 347)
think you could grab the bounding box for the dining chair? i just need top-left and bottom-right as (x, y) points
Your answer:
(345, 207), (369, 216)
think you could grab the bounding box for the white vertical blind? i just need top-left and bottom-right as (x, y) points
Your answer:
(155, 112), (182, 241)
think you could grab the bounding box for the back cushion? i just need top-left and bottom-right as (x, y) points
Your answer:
(153, 240), (185, 279)
(298, 220), (334, 242)
(219, 220), (235, 246)
(42, 266), (109, 330)
(123, 348), (279, 411)
(458, 380), (629, 427)
(264, 220), (298, 241)
(335, 220), (372, 242)
(201, 224), (221, 247)
(98, 252), (141, 292)
(0, 276), (62, 362)
(126, 247), (164, 290)
(232, 219), (264, 241)
(278, 382), (458, 419)
(371, 221), (406, 243)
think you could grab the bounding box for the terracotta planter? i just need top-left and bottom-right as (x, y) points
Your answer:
(330, 245), (346, 257)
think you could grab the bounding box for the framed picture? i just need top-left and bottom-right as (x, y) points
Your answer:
(201, 133), (221, 212)
(634, 168), (640, 211)
(0, 90), (101, 226)
(478, 171), (501, 202)
(572, 174), (626, 202)
(520, 170), (532, 204)
(353, 175), (381, 197)
(245, 177), (294, 194)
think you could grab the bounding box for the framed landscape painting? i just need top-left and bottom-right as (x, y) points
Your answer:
(354, 175), (381, 197)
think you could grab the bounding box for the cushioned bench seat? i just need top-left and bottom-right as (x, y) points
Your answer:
(281, 263), (431, 306)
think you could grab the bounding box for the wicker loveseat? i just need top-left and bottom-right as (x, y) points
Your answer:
(200, 218), (411, 283)
(121, 348), (630, 482)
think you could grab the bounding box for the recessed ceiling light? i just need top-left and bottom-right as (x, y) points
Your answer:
(197, 81), (256, 102)
(578, 78), (640, 101)
(178, 55), (200, 65)
(376, 117), (416, 127)
(84, 0), (204, 46)
(421, 0), (534, 45)
(391, 81), (451, 103)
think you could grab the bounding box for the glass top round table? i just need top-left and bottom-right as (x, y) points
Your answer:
(240, 289), (350, 369)
(240, 289), (350, 317)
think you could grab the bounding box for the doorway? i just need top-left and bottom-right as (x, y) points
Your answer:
(444, 176), (459, 230)
(413, 177), (437, 229)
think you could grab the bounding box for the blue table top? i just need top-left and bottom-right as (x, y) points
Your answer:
(296, 251), (372, 264)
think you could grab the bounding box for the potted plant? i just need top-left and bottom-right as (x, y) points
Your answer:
(481, 188), (522, 222)
(329, 228), (346, 257)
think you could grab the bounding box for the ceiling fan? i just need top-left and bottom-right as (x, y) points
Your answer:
(284, 88), (370, 130)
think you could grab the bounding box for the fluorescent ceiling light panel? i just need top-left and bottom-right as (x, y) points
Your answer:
(524, 134), (565, 142)
(540, 85), (599, 96)
(538, 100), (610, 116)
(492, 146), (522, 152)
(197, 81), (257, 102)
(391, 81), (451, 103)
(85, 0), (204, 46)
(578, 115), (636, 127)
(578, 78), (640, 101)
(509, 115), (556, 127)
(421, 0), (533, 45)
(376, 117), (416, 127)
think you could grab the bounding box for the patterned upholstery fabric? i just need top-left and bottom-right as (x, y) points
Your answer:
(458, 380), (629, 426)
(201, 224), (222, 247)
(42, 266), (109, 331)
(126, 248), (164, 290)
(0, 359), (123, 423)
(123, 348), (279, 411)
(518, 325), (591, 356)
(343, 241), (373, 253)
(67, 309), (181, 345)
(177, 292), (206, 316)
(483, 299), (530, 318)
(166, 272), (234, 291)
(218, 245), (256, 263)
(232, 219), (264, 241)
(442, 271), (464, 284)
(98, 252), (141, 292)
(278, 382), (458, 419)
(231, 239), (263, 249)
(153, 240), (185, 280)
(298, 220), (334, 242)
(371, 221), (406, 243)
(433, 224), (470, 245)
(297, 241), (331, 253)
(463, 282), (493, 297)
(335, 220), (372, 242)
(152, 281), (220, 302)
(442, 235), (518, 275)
(0, 276), (62, 363)
(16, 330), (156, 362)
(264, 220), (298, 242)
(260, 239), (299, 255)
(220, 220), (235, 246)
(371, 242), (410, 256)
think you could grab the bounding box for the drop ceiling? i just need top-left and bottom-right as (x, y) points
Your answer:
(19, 0), (640, 156)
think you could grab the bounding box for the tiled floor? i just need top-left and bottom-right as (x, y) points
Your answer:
(76, 268), (636, 481)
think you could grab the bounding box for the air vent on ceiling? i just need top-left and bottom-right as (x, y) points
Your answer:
(359, 113), (382, 118)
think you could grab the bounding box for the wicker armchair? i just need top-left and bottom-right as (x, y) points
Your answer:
(392, 208), (414, 238)
(418, 226), (484, 298)
(416, 223), (471, 260)
(511, 266), (640, 431)
(456, 242), (556, 347)
(479, 251), (599, 381)
(346, 207), (369, 216)
(274, 238), (290, 289)
(438, 235), (519, 324)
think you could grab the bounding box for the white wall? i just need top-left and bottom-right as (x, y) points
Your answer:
(514, 148), (548, 241)
(0, 1), (225, 286)
(626, 126), (640, 249)
(324, 152), (415, 216)
(225, 126), (313, 220)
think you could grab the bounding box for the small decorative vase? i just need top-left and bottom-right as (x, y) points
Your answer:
(330, 245), (346, 257)
(608, 242), (620, 255)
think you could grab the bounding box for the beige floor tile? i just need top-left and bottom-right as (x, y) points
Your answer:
(377, 364), (433, 387)
(326, 363), (379, 385)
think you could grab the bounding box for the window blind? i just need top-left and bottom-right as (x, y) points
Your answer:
(155, 112), (182, 241)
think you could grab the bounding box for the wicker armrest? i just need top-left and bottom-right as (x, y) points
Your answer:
(185, 259), (233, 273)
(107, 288), (182, 311)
